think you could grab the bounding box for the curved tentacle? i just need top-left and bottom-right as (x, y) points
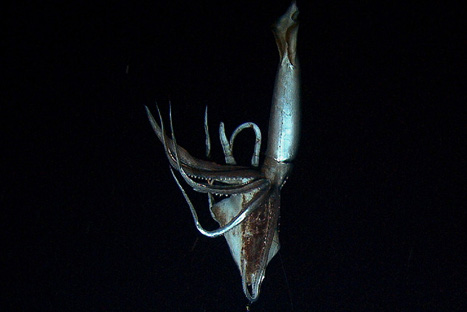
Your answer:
(146, 106), (249, 173)
(219, 121), (262, 167)
(170, 167), (271, 237)
(230, 122), (262, 167)
(167, 105), (268, 195)
(146, 105), (263, 182)
(182, 169), (268, 195)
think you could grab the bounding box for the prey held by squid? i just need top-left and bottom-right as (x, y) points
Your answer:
(146, 2), (300, 302)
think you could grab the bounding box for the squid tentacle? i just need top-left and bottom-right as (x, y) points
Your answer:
(230, 122), (262, 167)
(146, 105), (246, 172)
(204, 106), (211, 158)
(219, 122), (236, 165)
(167, 105), (267, 195)
(204, 106), (261, 168)
(219, 122), (262, 167)
(170, 167), (271, 237)
(153, 105), (272, 238)
(147, 105), (263, 182)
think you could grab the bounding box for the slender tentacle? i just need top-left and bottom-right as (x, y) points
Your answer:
(229, 122), (262, 167)
(150, 105), (273, 239)
(170, 167), (270, 237)
(219, 122), (236, 165)
(147, 106), (262, 181)
(219, 122), (262, 167)
(167, 105), (267, 195)
(204, 106), (211, 158)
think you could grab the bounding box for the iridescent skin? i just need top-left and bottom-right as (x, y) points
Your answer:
(146, 2), (300, 302)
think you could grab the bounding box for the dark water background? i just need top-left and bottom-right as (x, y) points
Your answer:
(3, 1), (464, 311)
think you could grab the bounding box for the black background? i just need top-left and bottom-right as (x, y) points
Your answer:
(3, 1), (464, 311)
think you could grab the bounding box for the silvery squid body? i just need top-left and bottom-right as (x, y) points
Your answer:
(146, 2), (300, 302)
